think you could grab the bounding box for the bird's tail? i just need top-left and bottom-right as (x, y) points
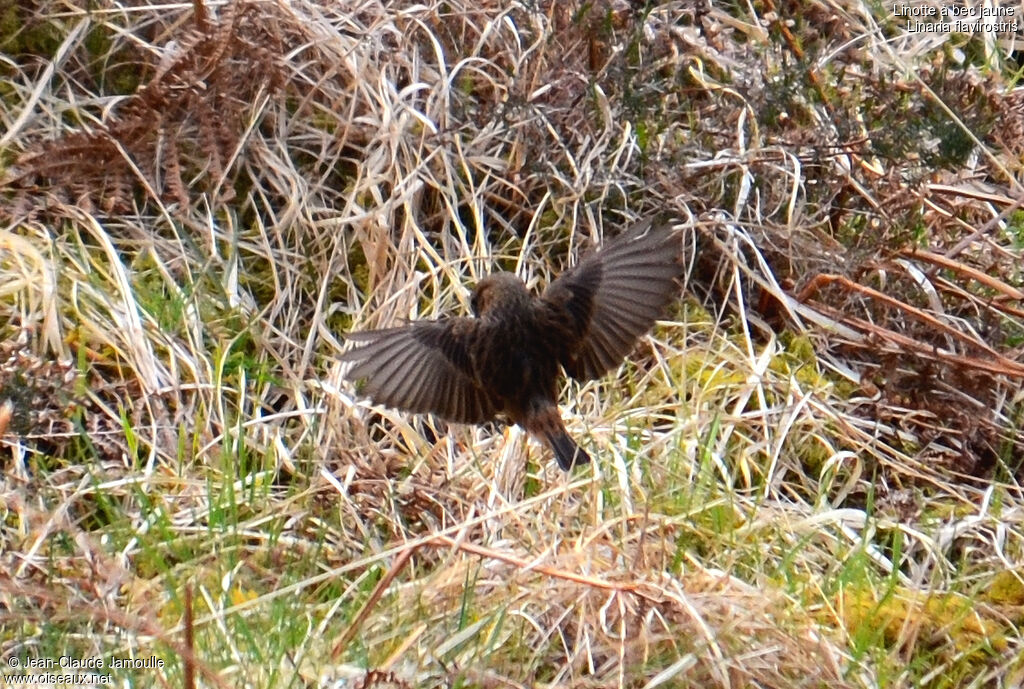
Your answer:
(525, 405), (591, 470)
(546, 428), (591, 470)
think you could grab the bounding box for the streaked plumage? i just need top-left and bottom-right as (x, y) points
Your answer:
(342, 218), (682, 470)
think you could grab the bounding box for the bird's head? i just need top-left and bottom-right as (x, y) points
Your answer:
(471, 273), (531, 317)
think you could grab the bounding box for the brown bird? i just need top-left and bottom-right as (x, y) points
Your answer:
(341, 218), (682, 470)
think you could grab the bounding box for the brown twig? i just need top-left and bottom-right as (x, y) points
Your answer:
(900, 248), (1024, 301)
(429, 535), (664, 603)
(797, 273), (1014, 364)
(331, 545), (418, 659)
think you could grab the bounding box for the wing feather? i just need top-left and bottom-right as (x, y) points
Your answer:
(341, 318), (497, 423)
(541, 218), (682, 380)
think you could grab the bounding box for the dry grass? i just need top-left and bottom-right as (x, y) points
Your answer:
(2, 0), (1024, 687)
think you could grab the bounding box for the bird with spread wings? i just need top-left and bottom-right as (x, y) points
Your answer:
(342, 218), (682, 470)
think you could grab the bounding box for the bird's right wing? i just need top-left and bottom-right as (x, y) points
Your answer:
(341, 318), (498, 424)
(541, 218), (682, 381)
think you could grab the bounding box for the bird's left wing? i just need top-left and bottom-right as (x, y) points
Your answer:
(341, 318), (498, 424)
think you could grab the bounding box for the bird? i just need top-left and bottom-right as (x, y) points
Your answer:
(341, 218), (683, 470)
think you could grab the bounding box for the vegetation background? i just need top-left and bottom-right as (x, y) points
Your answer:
(2, 0), (1024, 686)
